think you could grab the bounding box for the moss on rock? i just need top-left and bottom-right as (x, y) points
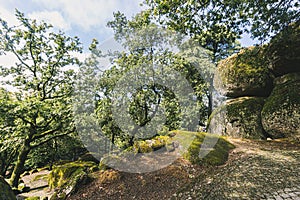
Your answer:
(48, 161), (95, 198)
(208, 97), (267, 139)
(0, 176), (16, 200)
(266, 20), (300, 76)
(214, 46), (273, 97)
(25, 197), (40, 200)
(261, 72), (300, 139)
(180, 131), (234, 166)
(133, 135), (170, 153)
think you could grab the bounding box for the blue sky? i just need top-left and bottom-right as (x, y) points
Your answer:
(0, 0), (256, 54)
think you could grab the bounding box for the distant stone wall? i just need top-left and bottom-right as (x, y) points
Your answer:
(208, 21), (300, 140)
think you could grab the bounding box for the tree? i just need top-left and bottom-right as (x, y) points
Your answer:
(0, 10), (82, 187)
(145, 0), (299, 47)
(144, 0), (299, 116)
(83, 11), (213, 149)
(0, 88), (19, 177)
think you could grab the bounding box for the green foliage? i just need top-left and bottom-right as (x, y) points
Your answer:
(145, 0), (244, 61)
(0, 89), (19, 176)
(0, 10), (82, 187)
(181, 131), (235, 166)
(25, 136), (86, 170)
(145, 0), (299, 45)
(83, 12), (214, 151)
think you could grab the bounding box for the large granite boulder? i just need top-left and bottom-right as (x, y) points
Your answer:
(266, 20), (300, 77)
(208, 97), (267, 139)
(261, 73), (300, 139)
(214, 46), (273, 98)
(0, 176), (16, 200)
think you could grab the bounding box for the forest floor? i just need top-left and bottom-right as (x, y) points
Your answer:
(69, 138), (300, 200)
(16, 138), (300, 200)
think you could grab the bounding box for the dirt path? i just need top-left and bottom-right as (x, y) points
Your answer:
(173, 138), (300, 199)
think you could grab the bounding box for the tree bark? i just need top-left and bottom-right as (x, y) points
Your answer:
(208, 89), (213, 118)
(9, 141), (31, 188)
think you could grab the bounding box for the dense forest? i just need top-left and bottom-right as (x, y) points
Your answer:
(0, 0), (299, 199)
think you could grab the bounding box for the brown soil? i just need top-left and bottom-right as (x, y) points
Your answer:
(68, 138), (300, 200)
(68, 158), (207, 200)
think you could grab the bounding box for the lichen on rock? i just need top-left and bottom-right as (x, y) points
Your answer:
(214, 46), (273, 97)
(261, 72), (300, 139)
(208, 96), (267, 139)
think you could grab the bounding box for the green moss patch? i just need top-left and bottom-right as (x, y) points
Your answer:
(133, 135), (170, 153)
(214, 46), (272, 97)
(48, 161), (96, 191)
(25, 197), (40, 200)
(177, 131), (235, 166)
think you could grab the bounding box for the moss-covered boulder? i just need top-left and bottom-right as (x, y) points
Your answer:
(0, 176), (16, 200)
(48, 161), (96, 199)
(208, 97), (267, 139)
(214, 46), (273, 97)
(181, 131), (235, 166)
(133, 135), (170, 153)
(261, 73), (300, 139)
(266, 20), (300, 77)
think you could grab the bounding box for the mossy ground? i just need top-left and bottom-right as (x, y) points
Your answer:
(176, 131), (235, 166)
(127, 131), (234, 166)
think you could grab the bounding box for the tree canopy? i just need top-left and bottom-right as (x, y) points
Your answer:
(0, 10), (82, 187)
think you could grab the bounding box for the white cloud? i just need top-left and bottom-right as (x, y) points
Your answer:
(31, 0), (143, 31)
(0, 53), (17, 68)
(28, 10), (71, 31)
(0, 6), (18, 25)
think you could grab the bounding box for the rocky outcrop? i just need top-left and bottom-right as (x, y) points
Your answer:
(0, 176), (16, 200)
(208, 97), (267, 139)
(48, 161), (96, 199)
(266, 20), (300, 76)
(214, 46), (273, 98)
(261, 73), (300, 139)
(209, 23), (299, 140)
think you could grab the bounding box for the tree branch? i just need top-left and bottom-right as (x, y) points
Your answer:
(30, 130), (73, 149)
(32, 125), (61, 141)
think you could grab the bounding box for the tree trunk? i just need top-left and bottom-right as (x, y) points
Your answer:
(207, 89), (213, 118)
(9, 142), (30, 188)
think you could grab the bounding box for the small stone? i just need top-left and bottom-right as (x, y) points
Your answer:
(274, 196), (283, 200)
(281, 193), (290, 198)
(285, 188), (293, 192)
(292, 196), (300, 200)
